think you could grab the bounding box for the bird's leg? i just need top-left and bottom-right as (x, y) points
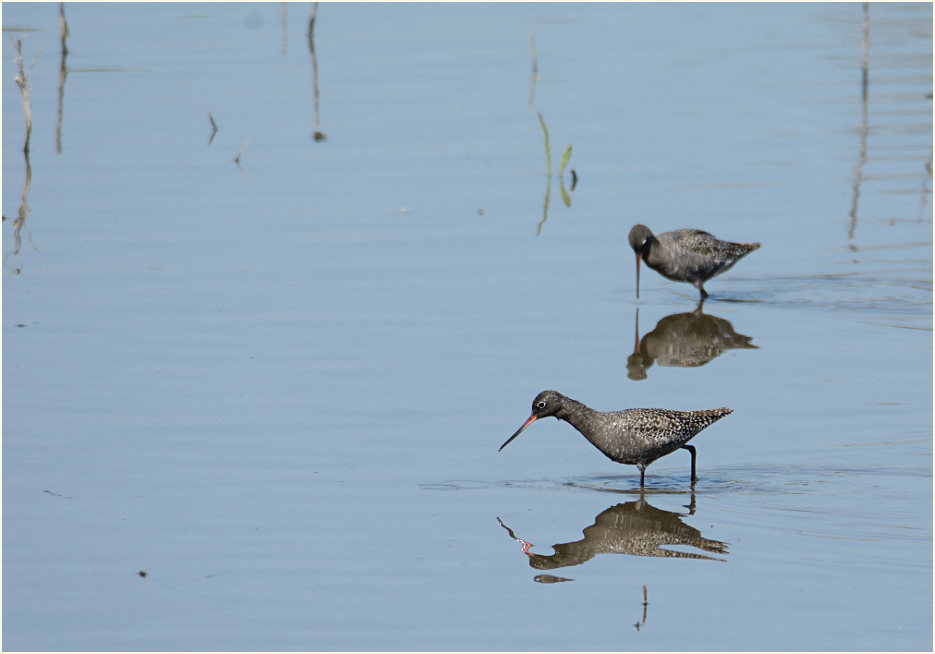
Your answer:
(682, 444), (697, 482)
(698, 284), (709, 299)
(638, 465), (646, 487)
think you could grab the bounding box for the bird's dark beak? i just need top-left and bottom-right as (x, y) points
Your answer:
(635, 252), (642, 299)
(499, 414), (538, 451)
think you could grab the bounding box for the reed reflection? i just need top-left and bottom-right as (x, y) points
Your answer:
(11, 36), (36, 153)
(3, 151), (33, 276)
(308, 2), (326, 142)
(533, 115), (575, 234)
(498, 496), (728, 578)
(56, 2), (70, 154)
(627, 305), (757, 381)
(5, 36), (37, 275)
(848, 1), (870, 247)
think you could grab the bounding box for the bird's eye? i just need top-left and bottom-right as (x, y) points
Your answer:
(537, 401), (546, 409)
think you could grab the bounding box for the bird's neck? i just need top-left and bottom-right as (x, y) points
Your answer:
(555, 397), (598, 431)
(641, 236), (660, 266)
(556, 398), (620, 458)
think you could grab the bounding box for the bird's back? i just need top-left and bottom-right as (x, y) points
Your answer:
(651, 230), (760, 283)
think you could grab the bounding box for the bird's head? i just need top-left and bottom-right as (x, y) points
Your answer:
(499, 390), (566, 451)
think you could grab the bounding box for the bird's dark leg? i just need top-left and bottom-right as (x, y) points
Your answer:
(698, 284), (709, 299)
(682, 444), (697, 482)
(638, 465), (646, 487)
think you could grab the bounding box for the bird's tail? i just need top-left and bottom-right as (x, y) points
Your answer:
(699, 407), (733, 426)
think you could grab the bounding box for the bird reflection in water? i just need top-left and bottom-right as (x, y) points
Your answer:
(627, 304), (757, 381)
(497, 495), (727, 573)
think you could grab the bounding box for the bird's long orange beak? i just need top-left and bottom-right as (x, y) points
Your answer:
(499, 414), (538, 451)
(635, 252), (642, 299)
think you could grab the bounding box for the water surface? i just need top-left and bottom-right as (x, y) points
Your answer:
(3, 3), (931, 651)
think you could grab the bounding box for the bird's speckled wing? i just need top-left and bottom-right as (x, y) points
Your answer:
(650, 229), (760, 283)
(596, 407), (732, 465)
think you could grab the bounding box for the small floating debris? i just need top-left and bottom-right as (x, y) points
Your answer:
(233, 140), (249, 168)
(207, 112), (218, 145)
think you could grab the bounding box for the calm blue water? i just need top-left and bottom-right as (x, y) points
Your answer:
(3, 2), (931, 651)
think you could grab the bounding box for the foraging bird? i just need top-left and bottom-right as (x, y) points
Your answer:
(628, 224), (761, 299)
(500, 390), (732, 486)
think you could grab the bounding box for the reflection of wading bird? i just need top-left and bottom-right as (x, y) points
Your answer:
(500, 391), (732, 486)
(499, 500), (728, 569)
(628, 224), (761, 299)
(627, 306), (757, 380)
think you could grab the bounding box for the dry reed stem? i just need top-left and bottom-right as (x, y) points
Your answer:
(11, 36), (41, 153)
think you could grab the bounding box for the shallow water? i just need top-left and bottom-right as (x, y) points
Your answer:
(3, 2), (932, 651)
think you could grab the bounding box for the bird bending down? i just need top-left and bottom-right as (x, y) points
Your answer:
(500, 390), (732, 486)
(628, 224), (760, 299)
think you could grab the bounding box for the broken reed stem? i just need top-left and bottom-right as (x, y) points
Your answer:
(11, 36), (41, 153)
(12, 37), (33, 153)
